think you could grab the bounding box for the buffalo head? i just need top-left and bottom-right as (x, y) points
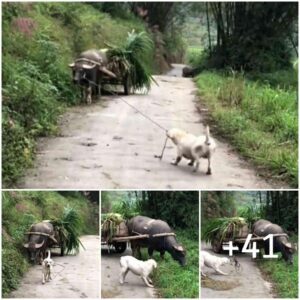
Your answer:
(23, 240), (45, 262)
(171, 244), (186, 266)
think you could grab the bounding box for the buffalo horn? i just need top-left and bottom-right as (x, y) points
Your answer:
(283, 242), (293, 249)
(34, 240), (45, 249)
(99, 66), (117, 78)
(173, 245), (185, 252)
(23, 243), (29, 248)
(82, 63), (96, 70)
(68, 63), (75, 68)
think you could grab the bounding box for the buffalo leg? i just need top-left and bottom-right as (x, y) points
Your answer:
(86, 86), (92, 105)
(160, 250), (165, 260)
(148, 247), (154, 258)
(97, 83), (102, 99)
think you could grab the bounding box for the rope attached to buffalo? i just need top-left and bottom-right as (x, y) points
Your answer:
(82, 78), (170, 160)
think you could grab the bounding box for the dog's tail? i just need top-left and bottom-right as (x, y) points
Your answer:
(47, 250), (51, 260)
(205, 126), (211, 145)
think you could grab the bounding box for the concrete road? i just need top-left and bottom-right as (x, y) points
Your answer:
(19, 64), (274, 189)
(201, 243), (274, 298)
(8, 236), (99, 298)
(101, 247), (156, 298)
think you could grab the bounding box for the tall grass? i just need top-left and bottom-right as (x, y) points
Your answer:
(256, 235), (298, 298)
(195, 71), (298, 186)
(148, 230), (199, 298)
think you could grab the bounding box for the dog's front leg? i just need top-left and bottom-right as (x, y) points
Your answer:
(193, 159), (200, 172)
(171, 156), (182, 166)
(188, 159), (194, 166)
(142, 276), (154, 288)
(206, 156), (212, 175)
(171, 148), (182, 166)
(42, 272), (46, 284)
(120, 268), (129, 284)
(215, 268), (228, 276)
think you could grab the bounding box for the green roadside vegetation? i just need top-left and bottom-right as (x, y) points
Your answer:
(195, 71), (297, 186)
(2, 191), (98, 297)
(257, 236), (298, 298)
(2, 2), (149, 186)
(151, 229), (199, 298)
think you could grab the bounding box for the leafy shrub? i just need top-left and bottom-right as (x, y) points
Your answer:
(2, 237), (29, 297)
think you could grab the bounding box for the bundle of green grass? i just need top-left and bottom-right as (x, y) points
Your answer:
(101, 213), (124, 240)
(106, 30), (156, 91)
(51, 207), (84, 254)
(202, 217), (247, 243)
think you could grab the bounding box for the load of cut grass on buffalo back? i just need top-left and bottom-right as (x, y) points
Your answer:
(51, 207), (84, 254)
(106, 30), (155, 91)
(202, 217), (247, 243)
(101, 213), (124, 241)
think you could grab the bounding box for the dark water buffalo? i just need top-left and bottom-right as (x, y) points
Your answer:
(69, 49), (116, 104)
(127, 216), (186, 266)
(182, 66), (197, 77)
(23, 221), (58, 264)
(253, 219), (294, 264)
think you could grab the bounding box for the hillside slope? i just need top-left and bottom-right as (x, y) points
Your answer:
(2, 2), (151, 186)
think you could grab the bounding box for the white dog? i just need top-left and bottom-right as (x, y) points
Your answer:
(42, 250), (54, 284)
(167, 126), (216, 174)
(120, 255), (157, 288)
(201, 251), (231, 276)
